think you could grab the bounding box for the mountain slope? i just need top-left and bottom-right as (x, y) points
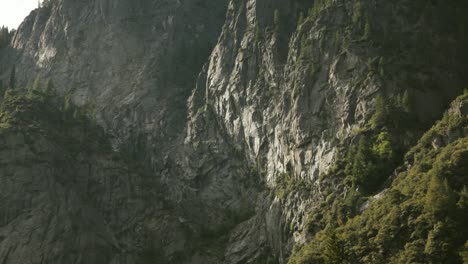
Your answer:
(0, 89), (157, 263)
(186, 0), (468, 261)
(289, 92), (468, 263)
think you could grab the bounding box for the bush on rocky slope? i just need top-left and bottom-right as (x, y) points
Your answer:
(289, 92), (468, 264)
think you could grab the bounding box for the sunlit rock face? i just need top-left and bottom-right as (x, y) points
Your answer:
(187, 0), (468, 262)
(0, 0), (467, 263)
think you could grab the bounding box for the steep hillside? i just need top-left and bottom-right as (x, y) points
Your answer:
(289, 92), (468, 263)
(1, 0), (229, 161)
(186, 0), (468, 261)
(0, 88), (156, 263)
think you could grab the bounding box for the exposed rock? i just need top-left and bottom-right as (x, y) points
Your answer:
(0, 0), (467, 263)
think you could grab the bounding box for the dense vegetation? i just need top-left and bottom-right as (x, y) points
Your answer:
(289, 92), (468, 264)
(274, 91), (422, 233)
(0, 79), (109, 157)
(0, 26), (15, 50)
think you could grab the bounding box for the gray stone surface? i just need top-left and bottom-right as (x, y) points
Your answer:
(0, 0), (467, 263)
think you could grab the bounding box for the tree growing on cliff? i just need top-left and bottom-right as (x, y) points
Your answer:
(0, 26), (13, 49)
(323, 230), (349, 264)
(9, 65), (16, 90)
(425, 174), (456, 218)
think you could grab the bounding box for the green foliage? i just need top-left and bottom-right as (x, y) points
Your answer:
(24, 76), (56, 101)
(457, 186), (468, 211)
(274, 173), (310, 199)
(369, 94), (417, 131)
(402, 89), (414, 113)
(345, 102), (404, 194)
(273, 9), (280, 29)
(344, 91), (458, 194)
(0, 87), (107, 155)
(369, 95), (387, 130)
(272, 9), (283, 39)
(351, 136), (378, 191)
(378, 57), (385, 77)
(425, 175), (455, 218)
(312, 92), (423, 235)
(9, 65), (15, 90)
(352, 1), (363, 24)
(323, 230), (349, 264)
(0, 26), (15, 50)
(460, 241), (468, 263)
(305, 0), (333, 22)
(363, 17), (371, 40)
(297, 12), (305, 27)
(350, 1), (372, 40)
(299, 36), (312, 59)
(255, 24), (262, 40)
(308, 3), (321, 21)
(289, 93), (468, 264)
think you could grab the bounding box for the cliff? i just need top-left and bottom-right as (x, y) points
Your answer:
(0, 0), (467, 263)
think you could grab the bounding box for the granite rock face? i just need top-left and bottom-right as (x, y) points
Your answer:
(0, 0), (467, 263)
(0, 94), (167, 264)
(3, 0), (228, 160)
(187, 0), (468, 260)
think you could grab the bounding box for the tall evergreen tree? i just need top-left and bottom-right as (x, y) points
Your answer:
(33, 76), (42, 91)
(352, 136), (375, 191)
(323, 230), (348, 264)
(43, 79), (54, 96)
(402, 90), (414, 113)
(9, 65), (15, 89)
(369, 95), (387, 129)
(425, 175), (455, 218)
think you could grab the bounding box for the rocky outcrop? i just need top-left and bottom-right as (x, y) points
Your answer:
(188, 0), (468, 183)
(0, 92), (163, 263)
(2, 0), (229, 162)
(186, 0), (468, 260)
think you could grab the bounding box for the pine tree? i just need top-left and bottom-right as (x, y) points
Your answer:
(369, 95), (387, 129)
(378, 57), (385, 77)
(9, 65), (15, 89)
(457, 186), (468, 211)
(425, 175), (455, 218)
(352, 1), (362, 24)
(352, 136), (374, 189)
(363, 17), (371, 40)
(43, 79), (54, 96)
(402, 90), (413, 113)
(63, 95), (72, 113)
(297, 12), (304, 27)
(33, 76), (42, 91)
(273, 9), (281, 38)
(323, 230), (348, 264)
(373, 131), (394, 162)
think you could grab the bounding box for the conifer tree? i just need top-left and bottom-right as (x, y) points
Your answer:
(33, 76), (42, 91)
(402, 90), (414, 113)
(323, 230), (348, 264)
(9, 65), (15, 89)
(370, 95), (387, 129)
(457, 186), (468, 211)
(363, 17), (371, 40)
(43, 79), (54, 96)
(426, 175), (455, 218)
(352, 136), (374, 189)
